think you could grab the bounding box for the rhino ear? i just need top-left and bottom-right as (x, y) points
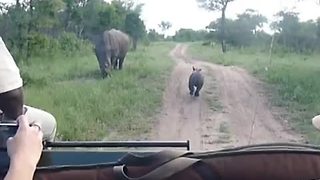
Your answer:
(192, 66), (196, 71)
(198, 68), (202, 72)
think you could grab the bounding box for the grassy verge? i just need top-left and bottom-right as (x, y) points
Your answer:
(188, 42), (320, 144)
(22, 42), (175, 140)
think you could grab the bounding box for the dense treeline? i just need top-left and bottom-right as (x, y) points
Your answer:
(146, 28), (210, 42)
(172, 29), (209, 42)
(1, 0), (319, 60)
(272, 11), (320, 54)
(151, 7), (320, 55)
(0, 0), (146, 62)
(195, 0), (320, 54)
(204, 9), (320, 54)
(207, 9), (269, 48)
(146, 29), (164, 42)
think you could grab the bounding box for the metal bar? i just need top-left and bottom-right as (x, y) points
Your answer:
(45, 141), (190, 149)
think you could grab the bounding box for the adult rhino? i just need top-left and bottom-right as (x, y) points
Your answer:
(94, 29), (130, 78)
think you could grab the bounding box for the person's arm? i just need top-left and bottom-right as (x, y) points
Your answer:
(4, 115), (43, 180)
(0, 36), (24, 120)
(4, 159), (35, 180)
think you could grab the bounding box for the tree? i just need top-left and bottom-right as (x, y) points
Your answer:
(237, 9), (267, 34)
(0, 0), (148, 59)
(158, 21), (172, 37)
(0, 1), (31, 60)
(147, 29), (164, 41)
(173, 29), (209, 42)
(125, 11), (146, 50)
(197, 0), (235, 53)
(121, 1), (146, 50)
(297, 0), (320, 5)
(271, 10), (319, 53)
(207, 9), (269, 48)
(317, 18), (320, 39)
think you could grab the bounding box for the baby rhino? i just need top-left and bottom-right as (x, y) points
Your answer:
(188, 66), (204, 97)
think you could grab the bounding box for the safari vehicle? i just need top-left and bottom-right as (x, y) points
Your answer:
(2, 122), (320, 180)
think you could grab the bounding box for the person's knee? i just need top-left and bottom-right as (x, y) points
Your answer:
(40, 110), (57, 142)
(24, 105), (57, 142)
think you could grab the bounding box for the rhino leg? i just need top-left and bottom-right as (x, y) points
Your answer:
(113, 59), (118, 70)
(194, 88), (200, 97)
(101, 55), (113, 78)
(194, 84), (203, 97)
(111, 56), (117, 70)
(118, 57), (125, 70)
(188, 81), (194, 96)
(115, 58), (120, 70)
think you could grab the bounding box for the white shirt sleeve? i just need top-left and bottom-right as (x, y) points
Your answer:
(0, 37), (23, 93)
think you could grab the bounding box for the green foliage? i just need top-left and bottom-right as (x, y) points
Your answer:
(58, 32), (92, 56)
(208, 9), (269, 47)
(272, 11), (320, 53)
(317, 18), (320, 38)
(0, 0), (146, 60)
(147, 29), (164, 41)
(237, 9), (268, 29)
(197, 0), (236, 53)
(173, 29), (209, 42)
(197, 0), (235, 11)
(82, 0), (123, 34)
(158, 21), (172, 35)
(26, 32), (57, 57)
(206, 8), (319, 54)
(124, 12), (145, 39)
(18, 32), (92, 58)
(32, 0), (65, 29)
(124, 11), (146, 50)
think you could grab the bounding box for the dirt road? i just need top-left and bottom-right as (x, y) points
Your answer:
(152, 44), (302, 151)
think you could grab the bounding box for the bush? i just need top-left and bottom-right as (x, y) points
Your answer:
(141, 37), (150, 47)
(59, 32), (81, 55)
(20, 68), (50, 88)
(27, 33), (53, 57)
(58, 32), (93, 56)
(25, 32), (92, 58)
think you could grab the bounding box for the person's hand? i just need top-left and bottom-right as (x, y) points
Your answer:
(7, 115), (43, 171)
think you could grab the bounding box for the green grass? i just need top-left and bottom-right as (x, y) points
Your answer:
(204, 72), (223, 112)
(21, 42), (175, 141)
(219, 122), (229, 134)
(188, 42), (320, 144)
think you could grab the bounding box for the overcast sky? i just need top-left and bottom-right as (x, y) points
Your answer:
(1, 0), (319, 35)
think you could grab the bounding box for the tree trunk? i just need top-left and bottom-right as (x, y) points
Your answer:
(268, 35), (275, 68)
(221, 5), (227, 53)
(64, 2), (73, 31)
(15, 1), (24, 60)
(133, 38), (137, 51)
(26, 0), (34, 60)
(78, 26), (84, 38)
(64, 9), (71, 31)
